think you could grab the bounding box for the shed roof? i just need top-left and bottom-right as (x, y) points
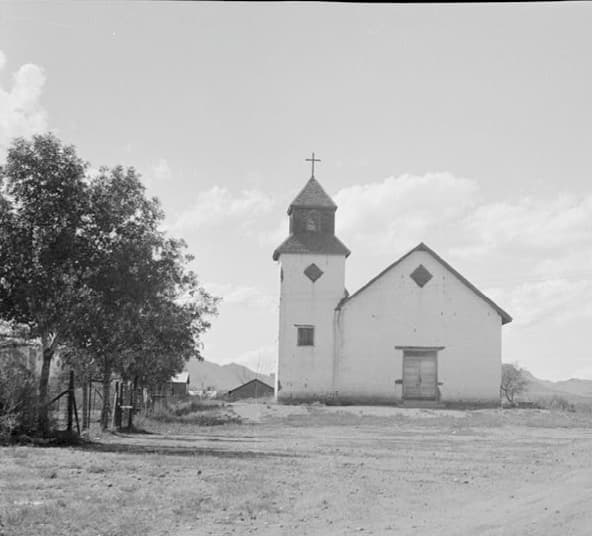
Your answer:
(171, 371), (190, 384)
(272, 232), (351, 261)
(288, 177), (337, 214)
(337, 242), (512, 325)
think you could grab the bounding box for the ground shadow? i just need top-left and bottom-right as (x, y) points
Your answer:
(76, 441), (298, 459)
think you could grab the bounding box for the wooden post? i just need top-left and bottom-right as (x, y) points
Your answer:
(116, 382), (124, 429)
(82, 377), (89, 430)
(127, 378), (137, 429)
(92, 381), (97, 421)
(112, 381), (119, 429)
(67, 370), (74, 433)
(72, 391), (81, 436)
(87, 379), (92, 428)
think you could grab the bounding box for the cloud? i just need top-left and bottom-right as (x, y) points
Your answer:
(234, 343), (276, 374)
(486, 279), (592, 327)
(153, 158), (172, 182)
(451, 194), (592, 258)
(0, 51), (47, 160)
(334, 172), (478, 254)
(205, 282), (277, 312)
(258, 218), (289, 248)
(572, 364), (592, 381)
(172, 186), (274, 231)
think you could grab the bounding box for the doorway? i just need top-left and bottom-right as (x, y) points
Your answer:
(402, 350), (437, 400)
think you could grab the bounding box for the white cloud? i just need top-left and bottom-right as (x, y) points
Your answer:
(172, 186), (274, 231)
(487, 279), (592, 327)
(451, 194), (592, 258)
(206, 282), (277, 312)
(572, 364), (592, 381)
(334, 172), (478, 254)
(0, 52), (47, 160)
(234, 343), (276, 374)
(258, 219), (288, 248)
(153, 158), (172, 182)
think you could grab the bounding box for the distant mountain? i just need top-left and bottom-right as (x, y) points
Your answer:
(183, 358), (274, 393)
(521, 370), (592, 403)
(181, 360), (592, 401)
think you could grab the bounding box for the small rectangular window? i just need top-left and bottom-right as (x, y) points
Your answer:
(297, 326), (314, 346)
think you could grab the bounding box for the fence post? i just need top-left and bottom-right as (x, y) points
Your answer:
(87, 379), (92, 428)
(67, 370), (74, 433)
(112, 381), (119, 429)
(82, 377), (88, 430)
(115, 381), (123, 429)
(127, 377), (137, 429)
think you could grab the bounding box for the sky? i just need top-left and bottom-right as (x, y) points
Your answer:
(1, 2), (591, 380)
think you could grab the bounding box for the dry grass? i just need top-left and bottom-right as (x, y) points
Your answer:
(143, 397), (241, 427)
(1, 406), (592, 536)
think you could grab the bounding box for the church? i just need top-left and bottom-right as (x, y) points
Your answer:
(273, 166), (512, 407)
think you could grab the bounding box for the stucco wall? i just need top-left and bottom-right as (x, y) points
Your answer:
(335, 250), (502, 404)
(276, 253), (345, 401)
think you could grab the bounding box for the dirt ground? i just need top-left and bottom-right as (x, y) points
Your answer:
(1, 403), (592, 536)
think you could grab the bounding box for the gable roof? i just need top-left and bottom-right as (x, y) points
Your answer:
(288, 177), (337, 214)
(228, 378), (274, 393)
(337, 242), (512, 325)
(272, 232), (351, 261)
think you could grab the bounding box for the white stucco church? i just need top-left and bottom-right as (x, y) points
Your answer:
(273, 169), (512, 407)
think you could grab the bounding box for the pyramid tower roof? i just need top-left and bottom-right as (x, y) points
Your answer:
(288, 177), (337, 214)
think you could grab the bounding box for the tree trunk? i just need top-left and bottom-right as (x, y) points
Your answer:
(100, 366), (112, 430)
(37, 332), (54, 436)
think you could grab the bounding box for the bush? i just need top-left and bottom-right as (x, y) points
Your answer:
(169, 397), (221, 416)
(538, 395), (576, 412)
(0, 350), (38, 442)
(500, 363), (528, 406)
(145, 397), (239, 426)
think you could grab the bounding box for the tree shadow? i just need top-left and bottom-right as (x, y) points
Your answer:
(76, 441), (298, 459)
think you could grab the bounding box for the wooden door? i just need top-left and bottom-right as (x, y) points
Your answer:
(403, 352), (437, 400)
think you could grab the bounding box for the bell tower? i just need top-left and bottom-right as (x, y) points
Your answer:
(273, 155), (350, 402)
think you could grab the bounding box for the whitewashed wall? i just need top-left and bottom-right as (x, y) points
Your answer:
(276, 253), (345, 401)
(335, 250), (502, 405)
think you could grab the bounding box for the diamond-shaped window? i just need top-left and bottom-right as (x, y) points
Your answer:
(304, 263), (324, 283)
(410, 264), (432, 288)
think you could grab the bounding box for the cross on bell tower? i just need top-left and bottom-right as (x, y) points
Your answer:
(305, 152), (321, 178)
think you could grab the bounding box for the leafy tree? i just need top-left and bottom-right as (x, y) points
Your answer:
(500, 363), (529, 405)
(62, 166), (218, 429)
(1, 135), (218, 434)
(0, 134), (89, 434)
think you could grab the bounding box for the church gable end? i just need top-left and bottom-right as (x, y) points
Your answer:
(339, 242), (512, 325)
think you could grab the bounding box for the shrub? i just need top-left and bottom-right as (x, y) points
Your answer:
(0, 349), (38, 442)
(144, 397), (239, 426)
(170, 397), (221, 416)
(500, 363), (528, 406)
(538, 395), (576, 412)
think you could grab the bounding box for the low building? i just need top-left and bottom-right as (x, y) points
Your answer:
(227, 379), (274, 401)
(168, 371), (190, 396)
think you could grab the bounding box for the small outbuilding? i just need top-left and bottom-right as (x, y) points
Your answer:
(227, 379), (274, 401)
(168, 371), (190, 396)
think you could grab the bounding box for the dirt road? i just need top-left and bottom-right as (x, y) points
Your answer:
(1, 405), (591, 535)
